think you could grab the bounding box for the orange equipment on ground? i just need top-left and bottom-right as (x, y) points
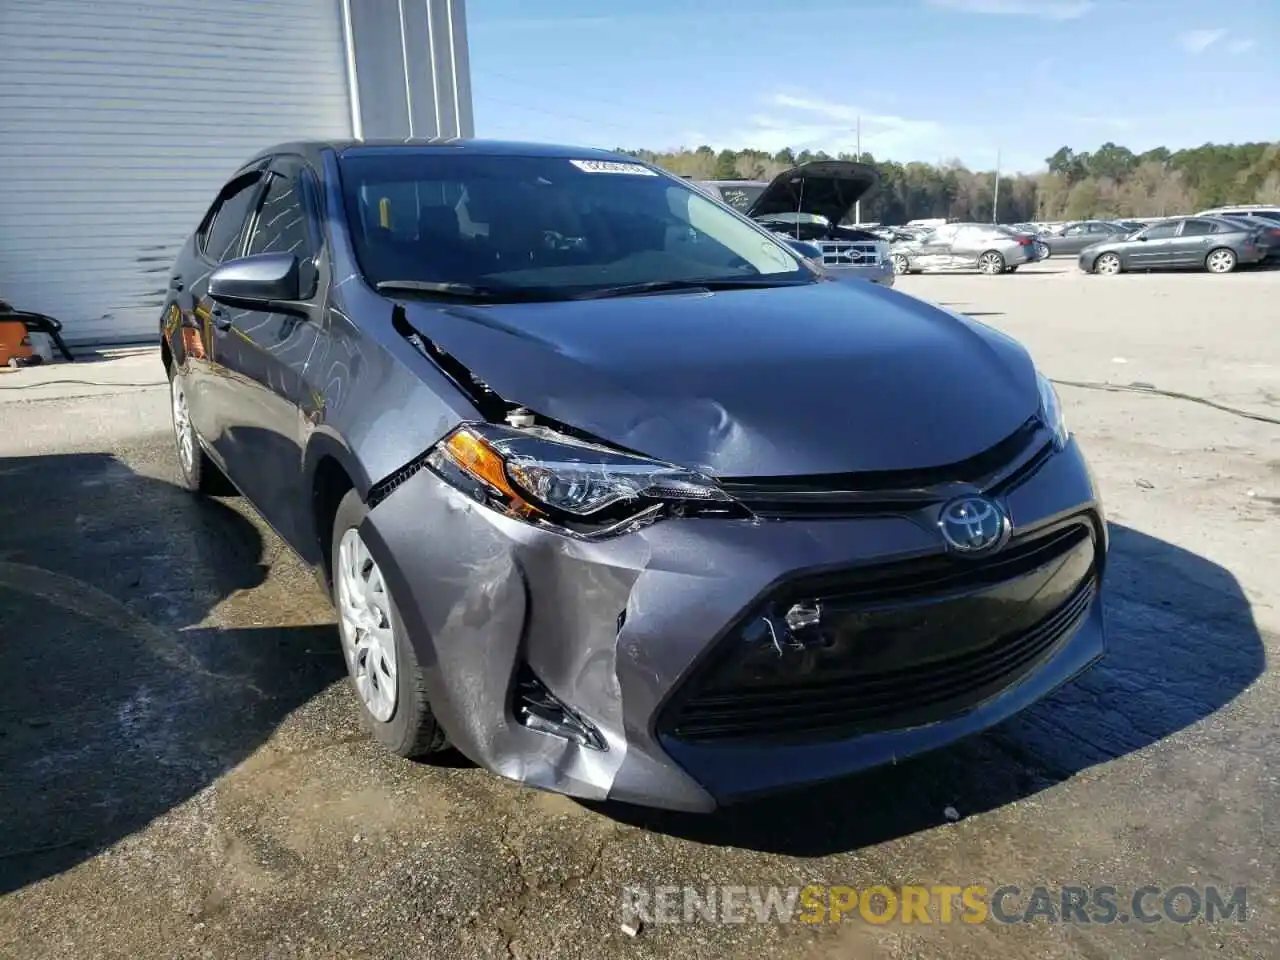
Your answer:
(0, 319), (34, 367)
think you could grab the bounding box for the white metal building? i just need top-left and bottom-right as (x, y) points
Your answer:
(0, 0), (473, 345)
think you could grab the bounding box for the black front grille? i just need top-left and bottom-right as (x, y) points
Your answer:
(658, 519), (1099, 745)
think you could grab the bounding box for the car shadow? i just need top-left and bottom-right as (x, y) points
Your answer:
(0, 452), (347, 894)
(591, 523), (1266, 855)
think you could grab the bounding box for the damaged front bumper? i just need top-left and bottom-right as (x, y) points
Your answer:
(358, 434), (1107, 813)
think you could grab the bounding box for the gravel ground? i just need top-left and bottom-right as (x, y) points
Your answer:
(1, 263), (1277, 959)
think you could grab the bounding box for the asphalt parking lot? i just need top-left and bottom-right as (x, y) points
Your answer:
(1, 262), (1277, 959)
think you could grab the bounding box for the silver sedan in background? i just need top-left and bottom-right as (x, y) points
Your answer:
(890, 223), (1036, 275)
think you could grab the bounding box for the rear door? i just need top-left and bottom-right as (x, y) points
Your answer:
(179, 167), (267, 447)
(207, 155), (329, 549)
(1167, 218), (1218, 266)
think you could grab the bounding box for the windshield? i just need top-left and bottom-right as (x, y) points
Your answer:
(337, 152), (811, 298)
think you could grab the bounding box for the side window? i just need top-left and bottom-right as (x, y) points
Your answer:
(1180, 219), (1215, 237)
(1064, 224), (1086, 236)
(245, 163), (317, 260)
(1143, 222), (1179, 240)
(200, 174), (262, 263)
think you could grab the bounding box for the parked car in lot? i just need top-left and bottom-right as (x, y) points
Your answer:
(1215, 213), (1280, 262)
(889, 222), (1037, 274)
(1037, 220), (1132, 259)
(696, 161), (895, 287)
(160, 138), (1108, 812)
(1079, 215), (1269, 275)
(1197, 204), (1280, 226)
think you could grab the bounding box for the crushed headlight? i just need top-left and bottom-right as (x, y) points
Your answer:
(425, 422), (744, 537)
(1036, 370), (1068, 450)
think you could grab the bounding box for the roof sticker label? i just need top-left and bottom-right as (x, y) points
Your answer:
(569, 159), (658, 175)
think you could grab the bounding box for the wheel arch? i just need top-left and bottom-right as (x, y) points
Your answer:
(304, 430), (373, 588)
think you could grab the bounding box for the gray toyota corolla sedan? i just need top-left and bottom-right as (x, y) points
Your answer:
(160, 139), (1108, 812)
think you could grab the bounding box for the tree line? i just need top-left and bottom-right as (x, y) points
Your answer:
(616, 141), (1280, 225)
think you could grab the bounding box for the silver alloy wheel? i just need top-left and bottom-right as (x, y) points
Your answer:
(171, 376), (195, 476)
(891, 254), (910, 275)
(979, 252), (1004, 274)
(1206, 249), (1236, 274)
(336, 527), (398, 722)
(1035, 242), (1050, 260)
(1095, 253), (1121, 276)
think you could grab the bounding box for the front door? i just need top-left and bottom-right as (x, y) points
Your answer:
(916, 225), (959, 270)
(1127, 220), (1180, 267)
(207, 156), (329, 549)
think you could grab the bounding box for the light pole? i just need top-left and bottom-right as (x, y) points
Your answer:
(854, 115), (862, 225)
(992, 147), (1001, 224)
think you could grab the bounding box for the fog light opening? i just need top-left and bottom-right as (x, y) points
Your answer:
(513, 663), (608, 751)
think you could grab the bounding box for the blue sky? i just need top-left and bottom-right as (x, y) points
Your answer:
(465, 0), (1279, 173)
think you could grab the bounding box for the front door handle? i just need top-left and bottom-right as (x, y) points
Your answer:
(169, 275), (184, 292)
(211, 307), (232, 331)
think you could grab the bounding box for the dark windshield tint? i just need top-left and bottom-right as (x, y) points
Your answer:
(337, 152), (810, 297)
(714, 184), (766, 212)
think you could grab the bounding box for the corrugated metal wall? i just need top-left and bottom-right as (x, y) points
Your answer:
(0, 0), (353, 344)
(345, 0), (474, 140)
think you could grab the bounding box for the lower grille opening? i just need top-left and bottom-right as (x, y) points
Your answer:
(658, 518), (1100, 746)
(513, 663), (608, 751)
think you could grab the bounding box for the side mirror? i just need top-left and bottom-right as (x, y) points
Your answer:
(209, 253), (302, 309)
(784, 238), (824, 260)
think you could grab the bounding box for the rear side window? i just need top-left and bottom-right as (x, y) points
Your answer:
(1180, 219), (1216, 236)
(200, 174), (262, 262)
(245, 165), (316, 259)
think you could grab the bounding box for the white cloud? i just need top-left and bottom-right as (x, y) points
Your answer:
(1227, 38), (1256, 53)
(1179, 28), (1228, 54)
(697, 92), (947, 160)
(926, 0), (1094, 21)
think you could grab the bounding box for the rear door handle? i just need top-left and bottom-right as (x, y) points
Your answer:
(211, 307), (232, 331)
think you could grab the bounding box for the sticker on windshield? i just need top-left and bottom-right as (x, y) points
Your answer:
(569, 159), (658, 175)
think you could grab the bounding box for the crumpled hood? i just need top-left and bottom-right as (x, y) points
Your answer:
(398, 281), (1039, 478)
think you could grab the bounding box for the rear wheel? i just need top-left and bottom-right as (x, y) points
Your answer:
(978, 251), (1006, 275)
(331, 488), (448, 758)
(168, 368), (232, 495)
(1205, 247), (1237, 274)
(1093, 252), (1122, 276)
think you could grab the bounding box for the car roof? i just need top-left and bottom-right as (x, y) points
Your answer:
(240, 138), (637, 171)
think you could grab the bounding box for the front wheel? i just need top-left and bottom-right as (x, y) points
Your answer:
(1205, 248), (1237, 274)
(331, 489), (449, 758)
(1093, 252), (1122, 276)
(891, 253), (911, 275)
(1035, 242), (1050, 260)
(978, 251), (1006, 275)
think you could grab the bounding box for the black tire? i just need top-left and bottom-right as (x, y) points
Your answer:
(330, 488), (448, 758)
(168, 366), (234, 495)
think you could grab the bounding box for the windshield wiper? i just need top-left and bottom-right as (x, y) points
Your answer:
(571, 277), (812, 300)
(375, 280), (509, 300)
